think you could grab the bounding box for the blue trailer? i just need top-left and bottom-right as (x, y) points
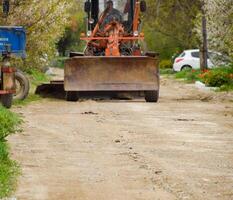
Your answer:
(0, 26), (26, 58)
(0, 26), (27, 108)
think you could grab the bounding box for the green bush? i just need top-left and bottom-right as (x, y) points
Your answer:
(160, 59), (173, 69)
(200, 67), (233, 87)
(0, 107), (22, 141)
(174, 66), (233, 91)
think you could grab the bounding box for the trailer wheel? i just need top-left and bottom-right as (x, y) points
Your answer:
(66, 91), (79, 102)
(145, 90), (159, 102)
(14, 70), (30, 100)
(1, 94), (13, 108)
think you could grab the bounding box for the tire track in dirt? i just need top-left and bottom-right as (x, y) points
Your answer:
(8, 77), (233, 200)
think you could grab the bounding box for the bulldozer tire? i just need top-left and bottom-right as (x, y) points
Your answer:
(1, 94), (13, 108)
(14, 70), (30, 101)
(66, 91), (79, 102)
(145, 90), (159, 103)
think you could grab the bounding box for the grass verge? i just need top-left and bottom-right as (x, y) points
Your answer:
(170, 66), (233, 91)
(13, 94), (42, 106)
(0, 106), (22, 198)
(160, 68), (175, 75)
(174, 69), (202, 83)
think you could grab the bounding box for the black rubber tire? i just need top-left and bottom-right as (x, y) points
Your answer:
(14, 70), (30, 100)
(145, 90), (159, 103)
(181, 65), (192, 71)
(1, 94), (13, 108)
(66, 91), (79, 102)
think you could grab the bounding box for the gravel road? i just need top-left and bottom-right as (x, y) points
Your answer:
(9, 76), (233, 200)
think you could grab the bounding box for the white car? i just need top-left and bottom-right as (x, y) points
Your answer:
(173, 49), (215, 72)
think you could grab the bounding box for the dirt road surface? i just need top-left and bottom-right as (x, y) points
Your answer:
(9, 76), (233, 200)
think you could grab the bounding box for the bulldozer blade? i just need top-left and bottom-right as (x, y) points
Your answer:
(35, 81), (66, 99)
(64, 56), (159, 92)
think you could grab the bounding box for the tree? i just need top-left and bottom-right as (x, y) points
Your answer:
(0, 0), (72, 70)
(203, 0), (233, 57)
(57, 5), (85, 56)
(200, 1), (208, 70)
(144, 0), (201, 59)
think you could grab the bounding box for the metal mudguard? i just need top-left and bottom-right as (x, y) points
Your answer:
(0, 66), (16, 94)
(64, 56), (159, 92)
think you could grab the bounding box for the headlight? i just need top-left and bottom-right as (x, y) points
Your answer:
(87, 31), (92, 37)
(133, 31), (139, 37)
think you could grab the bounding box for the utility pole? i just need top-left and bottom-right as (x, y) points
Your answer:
(200, 1), (208, 70)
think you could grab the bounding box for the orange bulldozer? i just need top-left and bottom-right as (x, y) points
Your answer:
(38, 0), (160, 102)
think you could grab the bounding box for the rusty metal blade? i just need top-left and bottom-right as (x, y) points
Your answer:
(64, 56), (159, 91)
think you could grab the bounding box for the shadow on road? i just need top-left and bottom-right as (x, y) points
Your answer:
(35, 82), (146, 102)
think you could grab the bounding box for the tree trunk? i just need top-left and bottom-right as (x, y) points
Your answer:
(200, 6), (208, 71)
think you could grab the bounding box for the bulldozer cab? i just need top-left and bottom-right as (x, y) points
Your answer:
(84, 0), (146, 33)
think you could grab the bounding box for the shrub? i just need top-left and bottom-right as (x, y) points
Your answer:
(160, 59), (173, 69)
(0, 0), (75, 70)
(174, 66), (233, 90)
(199, 67), (233, 87)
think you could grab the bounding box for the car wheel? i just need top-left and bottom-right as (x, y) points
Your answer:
(181, 65), (192, 71)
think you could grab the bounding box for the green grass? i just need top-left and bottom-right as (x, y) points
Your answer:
(0, 106), (21, 198)
(14, 94), (42, 106)
(0, 107), (22, 141)
(28, 69), (49, 86)
(0, 142), (20, 198)
(217, 84), (233, 92)
(13, 69), (49, 106)
(174, 69), (202, 83)
(160, 68), (174, 75)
